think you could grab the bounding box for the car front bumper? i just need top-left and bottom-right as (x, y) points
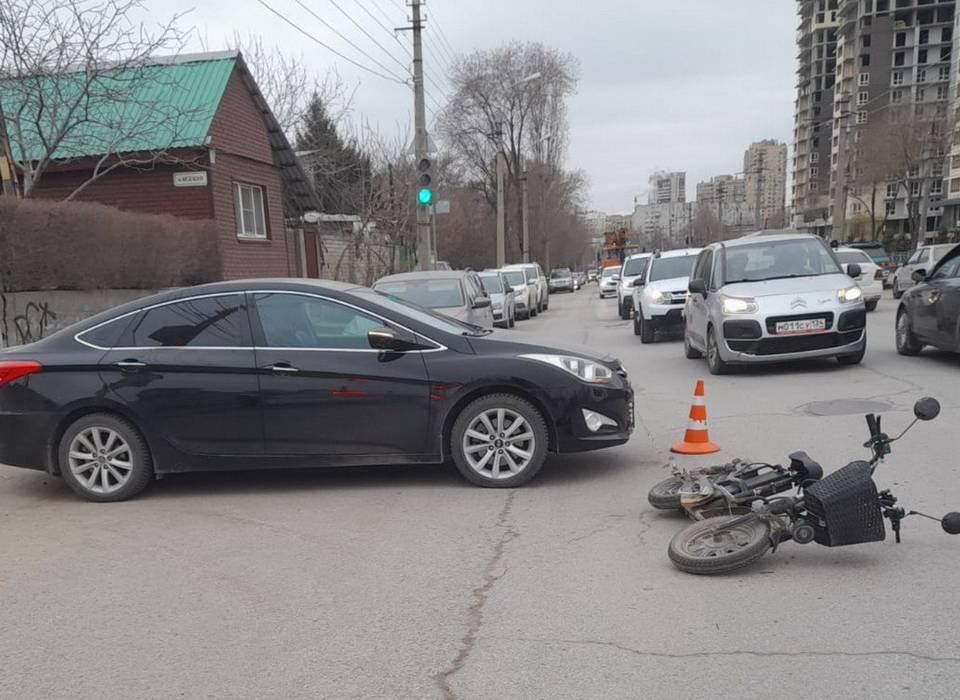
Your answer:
(599, 284), (617, 297)
(555, 382), (634, 453)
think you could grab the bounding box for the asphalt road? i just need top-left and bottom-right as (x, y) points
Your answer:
(2, 289), (960, 699)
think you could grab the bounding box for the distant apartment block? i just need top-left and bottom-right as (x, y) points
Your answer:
(744, 139), (788, 227)
(648, 171), (686, 204)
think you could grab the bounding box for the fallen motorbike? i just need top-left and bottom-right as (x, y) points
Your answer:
(654, 397), (960, 575)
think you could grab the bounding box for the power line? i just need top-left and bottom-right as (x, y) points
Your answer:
(254, 0), (408, 84)
(425, 3), (459, 63)
(323, 0), (411, 76)
(293, 0), (410, 84)
(354, 0), (412, 58)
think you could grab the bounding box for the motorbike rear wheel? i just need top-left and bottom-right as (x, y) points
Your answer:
(648, 476), (684, 510)
(668, 515), (772, 575)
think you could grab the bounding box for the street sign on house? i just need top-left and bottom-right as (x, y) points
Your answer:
(173, 171), (208, 188)
(434, 200), (451, 215)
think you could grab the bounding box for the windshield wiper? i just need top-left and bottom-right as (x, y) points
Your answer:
(726, 273), (825, 284)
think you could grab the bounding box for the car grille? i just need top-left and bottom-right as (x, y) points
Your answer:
(764, 312), (834, 335)
(728, 330), (862, 356)
(666, 291), (687, 305)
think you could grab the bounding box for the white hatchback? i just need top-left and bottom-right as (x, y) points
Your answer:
(834, 247), (882, 311)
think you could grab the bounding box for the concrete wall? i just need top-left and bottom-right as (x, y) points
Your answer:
(0, 289), (157, 348)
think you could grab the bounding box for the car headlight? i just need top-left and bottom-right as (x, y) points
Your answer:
(721, 295), (759, 314)
(647, 290), (672, 305)
(520, 354), (614, 384)
(492, 301), (503, 309)
(838, 286), (863, 303)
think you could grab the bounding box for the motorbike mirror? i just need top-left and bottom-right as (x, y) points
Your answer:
(942, 512), (960, 535)
(914, 397), (940, 421)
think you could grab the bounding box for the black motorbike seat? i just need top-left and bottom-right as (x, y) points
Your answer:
(789, 451), (824, 482)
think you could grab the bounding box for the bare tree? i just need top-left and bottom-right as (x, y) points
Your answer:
(0, 0), (202, 199)
(438, 42), (579, 259)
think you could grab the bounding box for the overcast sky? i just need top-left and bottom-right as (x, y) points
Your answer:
(160, 0), (797, 214)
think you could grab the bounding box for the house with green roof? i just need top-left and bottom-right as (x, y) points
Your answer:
(1, 50), (320, 280)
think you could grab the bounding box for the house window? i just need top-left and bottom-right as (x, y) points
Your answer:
(918, 49), (928, 65)
(917, 86), (926, 102)
(892, 70), (903, 85)
(942, 47), (952, 62)
(951, 177), (960, 193)
(931, 180), (943, 195)
(895, 32), (906, 47)
(809, 182), (819, 191)
(891, 89), (903, 103)
(910, 181), (921, 197)
(857, 91), (869, 106)
(858, 72), (870, 85)
(856, 110), (867, 124)
(886, 183), (898, 198)
(943, 27), (953, 43)
(937, 85), (948, 101)
(919, 29), (929, 45)
(811, 151), (820, 162)
(862, 34), (872, 49)
(917, 68), (927, 82)
(234, 183), (267, 239)
(932, 161), (944, 178)
(851, 202), (861, 214)
(893, 52), (905, 67)
(810, 166), (819, 177)
(909, 165), (920, 178)
(939, 65), (950, 81)
(886, 201), (896, 216)
(860, 54), (870, 67)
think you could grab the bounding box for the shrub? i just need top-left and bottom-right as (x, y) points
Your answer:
(0, 198), (220, 291)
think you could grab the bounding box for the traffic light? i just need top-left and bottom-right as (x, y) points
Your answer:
(417, 157), (433, 206)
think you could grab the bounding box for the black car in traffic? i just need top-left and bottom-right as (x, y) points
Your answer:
(0, 279), (633, 501)
(896, 243), (960, 357)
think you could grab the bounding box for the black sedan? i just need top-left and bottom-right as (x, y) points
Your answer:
(0, 279), (633, 501)
(896, 244), (960, 356)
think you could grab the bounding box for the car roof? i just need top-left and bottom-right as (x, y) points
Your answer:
(721, 231), (820, 248)
(836, 246), (874, 255)
(625, 252), (652, 260)
(374, 271), (470, 283)
(502, 263), (538, 270)
(654, 248), (701, 258)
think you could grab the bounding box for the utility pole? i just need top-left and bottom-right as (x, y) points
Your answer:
(521, 155), (530, 263)
(410, 0), (430, 270)
(496, 149), (506, 267)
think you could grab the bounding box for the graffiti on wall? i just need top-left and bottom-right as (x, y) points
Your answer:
(14, 301), (58, 344)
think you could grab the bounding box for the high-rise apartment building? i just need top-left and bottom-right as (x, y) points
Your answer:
(648, 171), (686, 204)
(796, 0), (956, 242)
(792, 0), (839, 234)
(744, 140), (788, 227)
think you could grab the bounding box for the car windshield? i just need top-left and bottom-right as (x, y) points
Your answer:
(724, 239), (842, 284)
(374, 279), (464, 309)
(504, 271), (526, 287)
(648, 255), (697, 282)
(523, 268), (538, 282)
(360, 290), (489, 337)
(479, 275), (503, 293)
(836, 251), (872, 265)
(851, 245), (890, 263)
(550, 269), (571, 278)
(601, 267), (620, 278)
(623, 257), (648, 276)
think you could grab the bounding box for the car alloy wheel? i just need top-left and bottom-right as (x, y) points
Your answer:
(707, 327), (730, 375)
(68, 427), (134, 494)
(896, 309), (922, 355)
(462, 408), (535, 480)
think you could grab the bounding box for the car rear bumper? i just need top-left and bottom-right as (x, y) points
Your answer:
(0, 411), (55, 472)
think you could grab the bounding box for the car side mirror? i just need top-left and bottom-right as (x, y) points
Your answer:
(846, 263), (861, 279)
(367, 328), (423, 352)
(912, 269), (927, 283)
(914, 397), (940, 421)
(473, 297), (492, 309)
(611, 274), (620, 281)
(504, 284), (513, 294)
(688, 279), (708, 296)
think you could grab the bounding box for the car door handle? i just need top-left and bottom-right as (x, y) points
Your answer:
(113, 359), (146, 369)
(268, 363), (299, 373)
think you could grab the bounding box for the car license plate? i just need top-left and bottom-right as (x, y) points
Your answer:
(775, 318), (826, 335)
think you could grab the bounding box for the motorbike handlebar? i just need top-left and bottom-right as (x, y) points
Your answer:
(865, 413), (880, 439)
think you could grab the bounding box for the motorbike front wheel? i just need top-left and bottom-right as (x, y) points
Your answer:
(668, 515), (772, 575)
(648, 476), (684, 510)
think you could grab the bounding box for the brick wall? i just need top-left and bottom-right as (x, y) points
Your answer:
(208, 72), (274, 164)
(32, 162), (213, 219)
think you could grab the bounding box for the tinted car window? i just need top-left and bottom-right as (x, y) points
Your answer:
(622, 258), (647, 276)
(479, 275), (503, 293)
(77, 314), (136, 349)
(929, 257), (960, 281)
(524, 268), (538, 282)
(504, 271), (526, 287)
(835, 251), (872, 265)
(254, 293), (383, 349)
(649, 255), (698, 282)
(375, 279), (465, 309)
(130, 295), (245, 347)
(601, 266), (620, 278)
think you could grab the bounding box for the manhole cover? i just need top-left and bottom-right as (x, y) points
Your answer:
(800, 399), (893, 416)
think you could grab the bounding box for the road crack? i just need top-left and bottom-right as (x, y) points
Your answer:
(488, 636), (960, 664)
(433, 491), (519, 699)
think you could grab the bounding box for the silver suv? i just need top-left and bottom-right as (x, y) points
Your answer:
(683, 233), (867, 374)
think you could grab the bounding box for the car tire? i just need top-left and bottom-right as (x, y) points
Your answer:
(619, 299), (631, 320)
(450, 394), (549, 488)
(509, 311), (516, 328)
(633, 312), (642, 336)
(639, 314), (655, 344)
(58, 413), (153, 502)
(892, 279), (903, 300)
(865, 299), (878, 312)
(684, 331), (703, 359)
(706, 326), (730, 375)
(896, 308), (923, 356)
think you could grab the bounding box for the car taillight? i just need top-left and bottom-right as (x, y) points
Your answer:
(874, 269), (885, 280)
(0, 361), (43, 388)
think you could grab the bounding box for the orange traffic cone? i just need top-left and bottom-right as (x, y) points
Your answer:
(671, 380), (720, 455)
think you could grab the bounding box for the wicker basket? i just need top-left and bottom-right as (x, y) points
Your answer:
(804, 461), (885, 547)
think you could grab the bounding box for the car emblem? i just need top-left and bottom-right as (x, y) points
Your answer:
(790, 296), (807, 310)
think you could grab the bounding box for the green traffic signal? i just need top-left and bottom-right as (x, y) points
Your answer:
(418, 187), (433, 205)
